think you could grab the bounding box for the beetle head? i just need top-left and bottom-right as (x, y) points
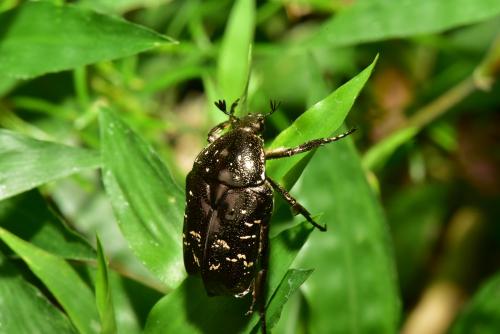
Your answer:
(236, 113), (265, 134)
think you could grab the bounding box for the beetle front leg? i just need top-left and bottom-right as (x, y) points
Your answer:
(267, 178), (327, 231)
(265, 128), (356, 159)
(207, 120), (231, 142)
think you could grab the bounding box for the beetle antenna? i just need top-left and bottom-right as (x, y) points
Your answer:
(215, 99), (240, 120)
(265, 100), (281, 117)
(229, 98), (240, 116)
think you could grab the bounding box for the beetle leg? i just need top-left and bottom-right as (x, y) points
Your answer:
(265, 128), (356, 160)
(207, 120), (231, 142)
(247, 218), (269, 334)
(267, 178), (327, 231)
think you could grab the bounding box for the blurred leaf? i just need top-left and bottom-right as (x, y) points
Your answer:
(451, 271), (500, 334)
(216, 0), (255, 114)
(108, 271), (162, 334)
(294, 139), (400, 333)
(0, 251), (76, 334)
(0, 1), (174, 79)
(266, 55), (378, 185)
(144, 222), (313, 334)
(362, 127), (419, 170)
(0, 129), (100, 201)
(250, 269), (314, 333)
(100, 107), (185, 289)
(0, 190), (95, 261)
(0, 227), (100, 334)
(387, 184), (448, 295)
(78, 0), (172, 14)
(95, 236), (117, 334)
(312, 0), (500, 47)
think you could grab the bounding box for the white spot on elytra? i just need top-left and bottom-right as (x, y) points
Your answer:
(205, 167), (210, 172)
(244, 222), (253, 227)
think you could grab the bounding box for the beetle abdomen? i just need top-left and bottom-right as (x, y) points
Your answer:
(193, 130), (265, 187)
(201, 181), (273, 296)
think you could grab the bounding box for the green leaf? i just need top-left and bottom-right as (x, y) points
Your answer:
(266, 55), (378, 185)
(99, 107), (185, 289)
(95, 236), (117, 334)
(0, 227), (100, 334)
(294, 139), (401, 333)
(143, 222), (313, 334)
(0, 251), (77, 334)
(450, 272), (500, 334)
(0, 1), (174, 79)
(362, 126), (419, 170)
(0, 129), (101, 201)
(0, 190), (95, 261)
(216, 0), (255, 112)
(311, 0), (500, 47)
(250, 269), (314, 333)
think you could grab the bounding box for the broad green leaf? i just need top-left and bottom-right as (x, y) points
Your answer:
(216, 0), (255, 114)
(0, 228), (100, 334)
(0, 129), (101, 201)
(450, 272), (500, 334)
(311, 0), (500, 47)
(95, 236), (117, 334)
(144, 222), (313, 334)
(266, 55), (378, 185)
(0, 251), (76, 334)
(294, 140), (400, 333)
(0, 190), (95, 261)
(100, 107), (185, 289)
(0, 1), (174, 79)
(250, 269), (314, 333)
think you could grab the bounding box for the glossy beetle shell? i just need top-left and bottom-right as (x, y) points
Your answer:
(183, 128), (273, 296)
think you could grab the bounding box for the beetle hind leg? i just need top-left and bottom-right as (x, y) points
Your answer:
(246, 215), (270, 334)
(267, 178), (327, 231)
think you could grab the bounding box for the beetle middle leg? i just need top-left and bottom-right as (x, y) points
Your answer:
(265, 128), (356, 159)
(267, 177), (327, 231)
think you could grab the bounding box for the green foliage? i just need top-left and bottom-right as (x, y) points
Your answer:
(0, 1), (499, 333)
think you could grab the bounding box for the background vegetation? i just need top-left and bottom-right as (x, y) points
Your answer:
(0, 0), (499, 333)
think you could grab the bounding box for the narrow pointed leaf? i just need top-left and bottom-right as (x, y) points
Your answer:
(0, 1), (174, 79)
(451, 272), (500, 333)
(0, 251), (77, 334)
(0, 129), (100, 201)
(250, 269), (314, 333)
(0, 228), (100, 334)
(100, 107), (185, 289)
(0, 190), (95, 260)
(95, 236), (117, 334)
(266, 56), (378, 184)
(312, 0), (500, 48)
(216, 0), (255, 108)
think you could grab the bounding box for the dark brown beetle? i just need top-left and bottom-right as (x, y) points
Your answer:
(183, 99), (355, 333)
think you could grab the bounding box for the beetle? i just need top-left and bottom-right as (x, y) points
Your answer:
(183, 99), (355, 333)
